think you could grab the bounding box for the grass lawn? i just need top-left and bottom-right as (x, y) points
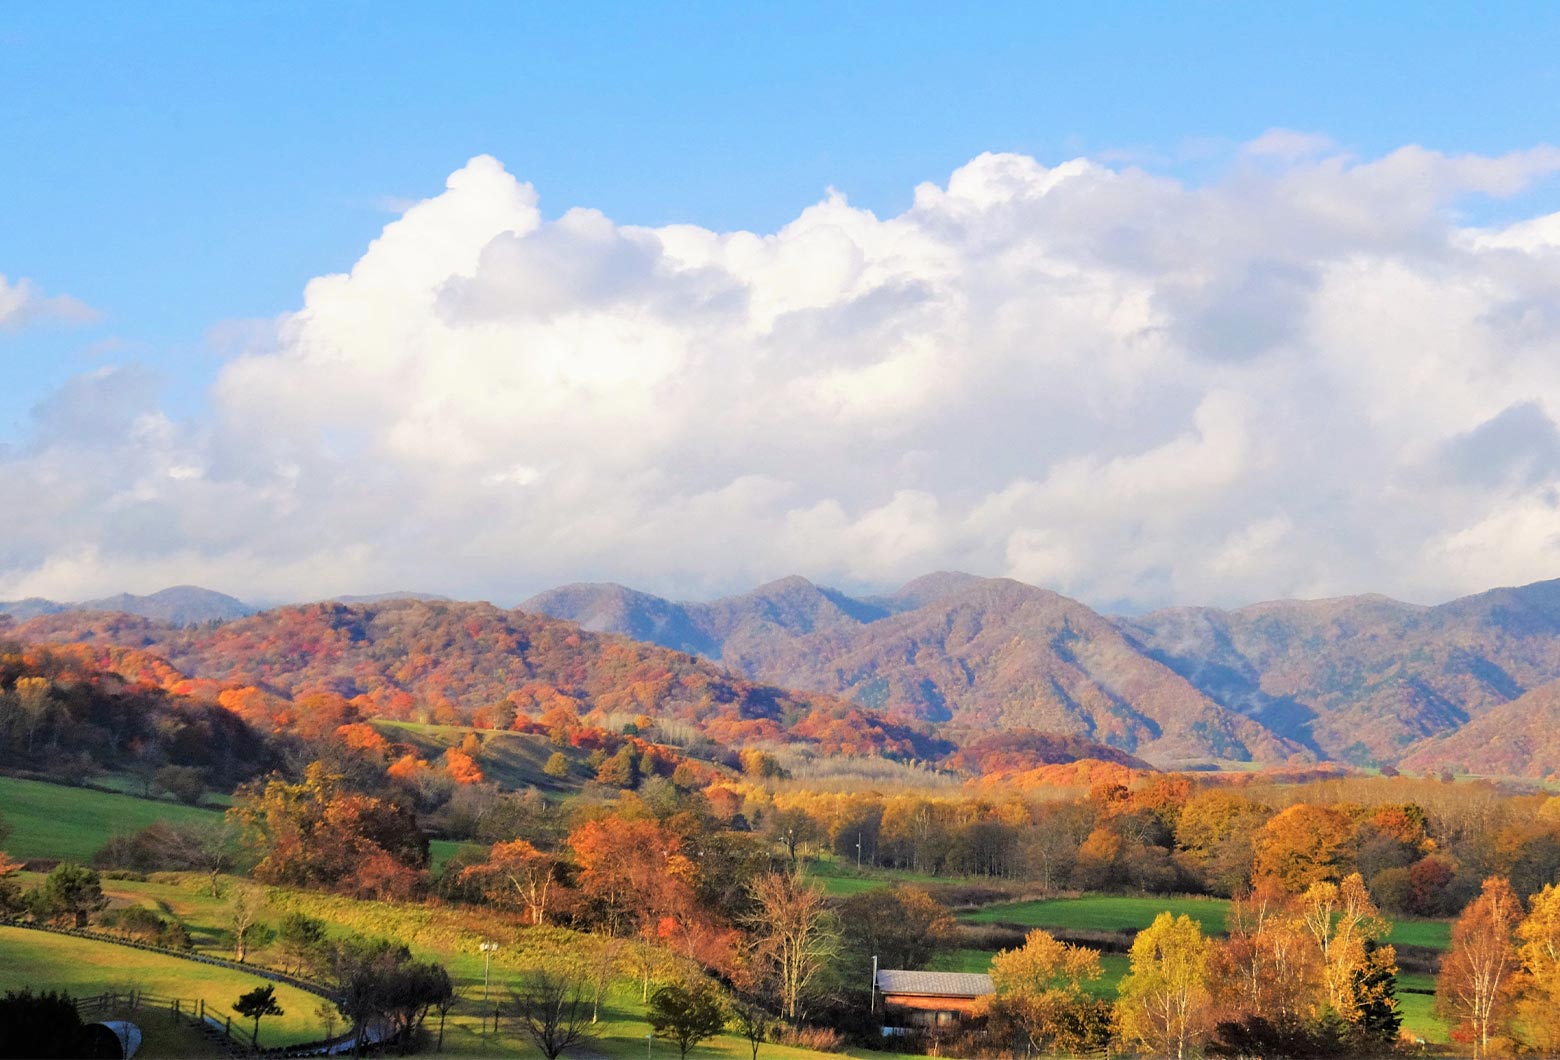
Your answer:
(1387, 917), (1452, 951)
(0, 926), (329, 1047)
(964, 893), (1451, 952)
(964, 894), (1232, 935)
(87, 875), (879, 1059)
(0, 776), (222, 862)
(1397, 990), (1448, 1044)
(805, 856), (970, 898)
(429, 839), (482, 874)
(933, 947), (994, 973)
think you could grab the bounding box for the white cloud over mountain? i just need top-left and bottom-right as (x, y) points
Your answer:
(11, 138), (1560, 610)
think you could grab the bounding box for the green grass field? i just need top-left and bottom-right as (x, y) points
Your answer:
(1387, 918), (1452, 951)
(0, 926), (329, 1047)
(805, 856), (975, 898)
(0, 776), (223, 862)
(428, 838), (482, 874)
(964, 893), (1451, 952)
(82, 874), (886, 1059)
(964, 894), (1233, 935)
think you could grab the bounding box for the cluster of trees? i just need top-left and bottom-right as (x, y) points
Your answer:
(0, 862), (108, 928)
(1435, 876), (1560, 1057)
(740, 773), (1560, 909)
(16, 601), (945, 759)
(975, 874), (1400, 1058)
(0, 641), (271, 791)
(0, 990), (99, 1060)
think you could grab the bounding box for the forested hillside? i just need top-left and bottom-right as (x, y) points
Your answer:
(19, 571), (1560, 775)
(524, 572), (1560, 775)
(10, 600), (945, 760)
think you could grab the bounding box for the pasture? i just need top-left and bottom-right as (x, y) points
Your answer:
(965, 893), (1451, 952)
(0, 776), (221, 862)
(964, 893), (1233, 935)
(0, 926), (329, 1048)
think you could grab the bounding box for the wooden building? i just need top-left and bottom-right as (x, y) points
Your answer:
(873, 969), (993, 1031)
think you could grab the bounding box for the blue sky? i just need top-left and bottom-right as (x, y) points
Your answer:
(7, 2), (1560, 436)
(8, 3), (1560, 606)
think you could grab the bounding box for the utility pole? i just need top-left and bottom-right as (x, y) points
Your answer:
(855, 832), (862, 870)
(480, 940), (499, 1040)
(870, 955), (878, 1016)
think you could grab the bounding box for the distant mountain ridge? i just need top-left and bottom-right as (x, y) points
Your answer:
(521, 571), (1560, 774)
(0, 585), (254, 626)
(18, 570), (1560, 775)
(521, 573), (1295, 764)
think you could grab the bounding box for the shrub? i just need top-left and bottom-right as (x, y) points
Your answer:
(98, 905), (193, 948)
(774, 1024), (844, 1052)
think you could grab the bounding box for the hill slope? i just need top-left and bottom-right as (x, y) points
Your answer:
(1397, 677), (1560, 779)
(12, 600), (942, 759)
(1123, 579), (1560, 764)
(526, 575), (1297, 764)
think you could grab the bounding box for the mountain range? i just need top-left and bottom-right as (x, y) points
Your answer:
(9, 572), (1560, 775)
(0, 585), (255, 625)
(520, 573), (1560, 774)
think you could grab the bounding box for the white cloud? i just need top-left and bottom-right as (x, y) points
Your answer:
(0, 275), (97, 332)
(9, 139), (1560, 610)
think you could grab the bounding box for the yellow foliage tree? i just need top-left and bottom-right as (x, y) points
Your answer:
(1115, 912), (1212, 1060)
(984, 929), (1104, 1055)
(1516, 883), (1560, 1053)
(1299, 872), (1394, 1021)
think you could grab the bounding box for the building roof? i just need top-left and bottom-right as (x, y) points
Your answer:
(875, 970), (994, 997)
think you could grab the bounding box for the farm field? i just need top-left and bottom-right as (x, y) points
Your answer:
(805, 857), (962, 898)
(428, 838), (481, 873)
(0, 775), (222, 862)
(965, 893), (1451, 953)
(964, 893), (1233, 934)
(0, 926), (329, 1048)
(62, 873), (880, 1059)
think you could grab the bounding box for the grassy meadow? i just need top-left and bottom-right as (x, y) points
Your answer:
(0, 775), (222, 862)
(0, 926), (330, 1047)
(964, 893), (1233, 934)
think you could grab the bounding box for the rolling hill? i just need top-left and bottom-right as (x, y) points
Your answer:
(24, 570), (1560, 774)
(10, 599), (947, 760)
(1396, 677), (1560, 778)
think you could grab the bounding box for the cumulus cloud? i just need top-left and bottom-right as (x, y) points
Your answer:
(10, 139), (1560, 610)
(0, 275), (97, 331)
